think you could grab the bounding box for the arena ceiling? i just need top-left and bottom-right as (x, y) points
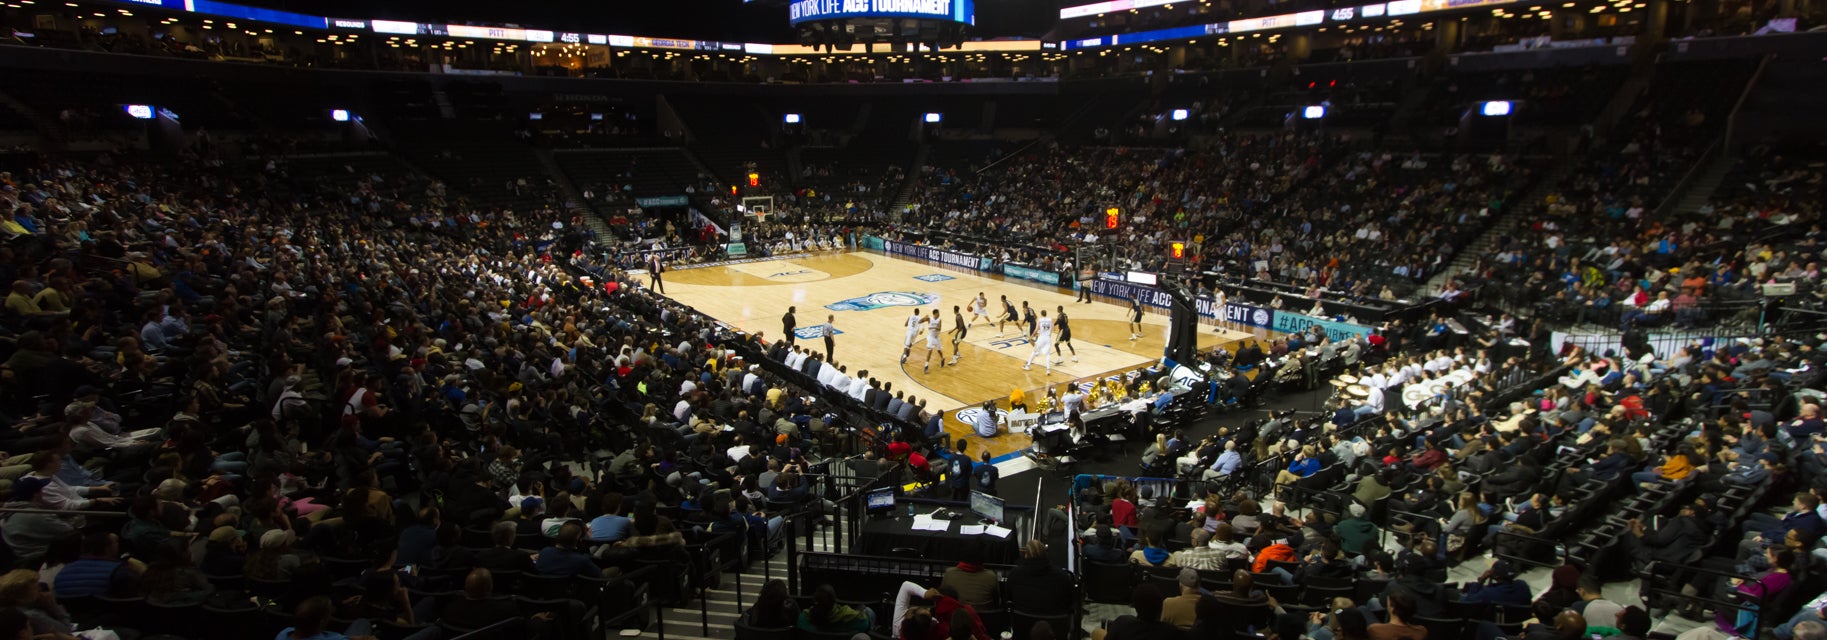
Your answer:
(224, 0), (1059, 43)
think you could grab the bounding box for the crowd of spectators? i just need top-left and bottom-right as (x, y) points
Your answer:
(900, 137), (1533, 310)
(1459, 137), (1824, 331)
(0, 144), (942, 639)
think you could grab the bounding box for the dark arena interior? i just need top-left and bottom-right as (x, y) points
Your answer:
(0, 0), (1825, 639)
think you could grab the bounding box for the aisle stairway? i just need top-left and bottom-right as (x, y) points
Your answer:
(650, 527), (838, 640)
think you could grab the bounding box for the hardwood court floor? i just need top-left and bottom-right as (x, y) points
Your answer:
(659, 251), (1260, 460)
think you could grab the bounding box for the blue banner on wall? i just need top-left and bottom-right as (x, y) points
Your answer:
(1086, 278), (1279, 330)
(882, 240), (991, 272)
(1270, 310), (1374, 343)
(1002, 264), (1060, 285)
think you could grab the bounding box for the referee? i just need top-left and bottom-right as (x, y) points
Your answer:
(820, 314), (836, 360)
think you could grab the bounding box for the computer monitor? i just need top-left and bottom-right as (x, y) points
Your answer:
(969, 490), (1004, 524)
(866, 487), (896, 514)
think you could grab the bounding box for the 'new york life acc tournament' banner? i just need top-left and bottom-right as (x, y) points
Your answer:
(882, 239), (993, 272)
(1087, 277), (1279, 330)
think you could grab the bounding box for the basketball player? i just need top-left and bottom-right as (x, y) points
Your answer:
(1022, 301), (1037, 339)
(900, 307), (923, 363)
(969, 292), (991, 326)
(1024, 309), (1057, 374)
(1213, 287), (1229, 332)
(922, 309), (945, 373)
(949, 304), (967, 364)
(1054, 305), (1078, 363)
(820, 315), (836, 360)
(782, 306), (798, 345)
(1128, 295), (1144, 340)
(997, 295), (1019, 336)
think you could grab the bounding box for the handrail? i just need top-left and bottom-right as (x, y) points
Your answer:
(1651, 138), (1721, 219)
(1724, 54), (1772, 151)
(449, 617), (524, 640)
(0, 507), (129, 517)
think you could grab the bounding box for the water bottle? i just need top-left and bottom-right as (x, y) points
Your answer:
(906, 503), (915, 519)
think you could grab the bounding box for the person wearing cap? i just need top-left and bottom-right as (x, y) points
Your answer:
(202, 526), (252, 577)
(1460, 559), (1532, 606)
(512, 495), (546, 537)
(0, 476), (78, 566)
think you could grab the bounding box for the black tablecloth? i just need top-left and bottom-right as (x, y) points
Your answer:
(855, 513), (1022, 565)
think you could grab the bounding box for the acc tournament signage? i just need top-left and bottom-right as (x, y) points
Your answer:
(789, 0), (977, 25)
(881, 240), (992, 272)
(1269, 310), (1374, 343)
(1088, 278), (1278, 330)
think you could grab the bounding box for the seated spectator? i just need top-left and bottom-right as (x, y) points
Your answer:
(798, 583), (873, 634)
(1006, 539), (1073, 615)
(200, 526), (249, 577)
(1160, 568), (1203, 629)
(53, 531), (140, 598)
(139, 537), (215, 606)
(1091, 583), (1179, 640)
(1168, 529), (1228, 570)
(441, 568), (546, 635)
(1368, 588), (1428, 640)
(747, 579), (800, 628)
(939, 548), (999, 608)
(0, 568), (75, 638)
(1459, 559), (1532, 606)
(1522, 610), (1586, 640)
(475, 521), (536, 575)
(587, 492), (632, 543)
(278, 595), (379, 640)
(247, 529), (303, 581)
(535, 522), (602, 578)
(1083, 524), (1126, 564)
(892, 582), (988, 640)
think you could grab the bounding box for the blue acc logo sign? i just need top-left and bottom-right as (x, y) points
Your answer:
(952, 406), (1009, 427)
(792, 327), (844, 340)
(825, 291), (939, 312)
(987, 336), (1031, 350)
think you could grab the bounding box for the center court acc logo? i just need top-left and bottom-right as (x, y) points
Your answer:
(825, 291), (940, 312)
(952, 407), (1009, 427)
(770, 269), (814, 278)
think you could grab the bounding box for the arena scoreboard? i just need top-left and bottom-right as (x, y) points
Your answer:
(788, 0), (976, 26)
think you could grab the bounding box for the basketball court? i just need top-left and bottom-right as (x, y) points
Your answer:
(661, 250), (1263, 463)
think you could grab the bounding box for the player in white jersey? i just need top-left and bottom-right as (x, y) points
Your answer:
(968, 292), (991, 326)
(1024, 310), (1057, 374)
(1213, 288), (1229, 332)
(900, 308), (922, 363)
(922, 309), (946, 373)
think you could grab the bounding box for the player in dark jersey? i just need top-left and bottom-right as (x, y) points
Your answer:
(1128, 295), (1144, 340)
(1054, 305), (1078, 362)
(998, 295), (1019, 336)
(950, 305), (968, 364)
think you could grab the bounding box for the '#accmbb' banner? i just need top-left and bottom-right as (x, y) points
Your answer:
(1088, 278), (1279, 330)
(1003, 264), (1060, 285)
(1270, 310), (1373, 343)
